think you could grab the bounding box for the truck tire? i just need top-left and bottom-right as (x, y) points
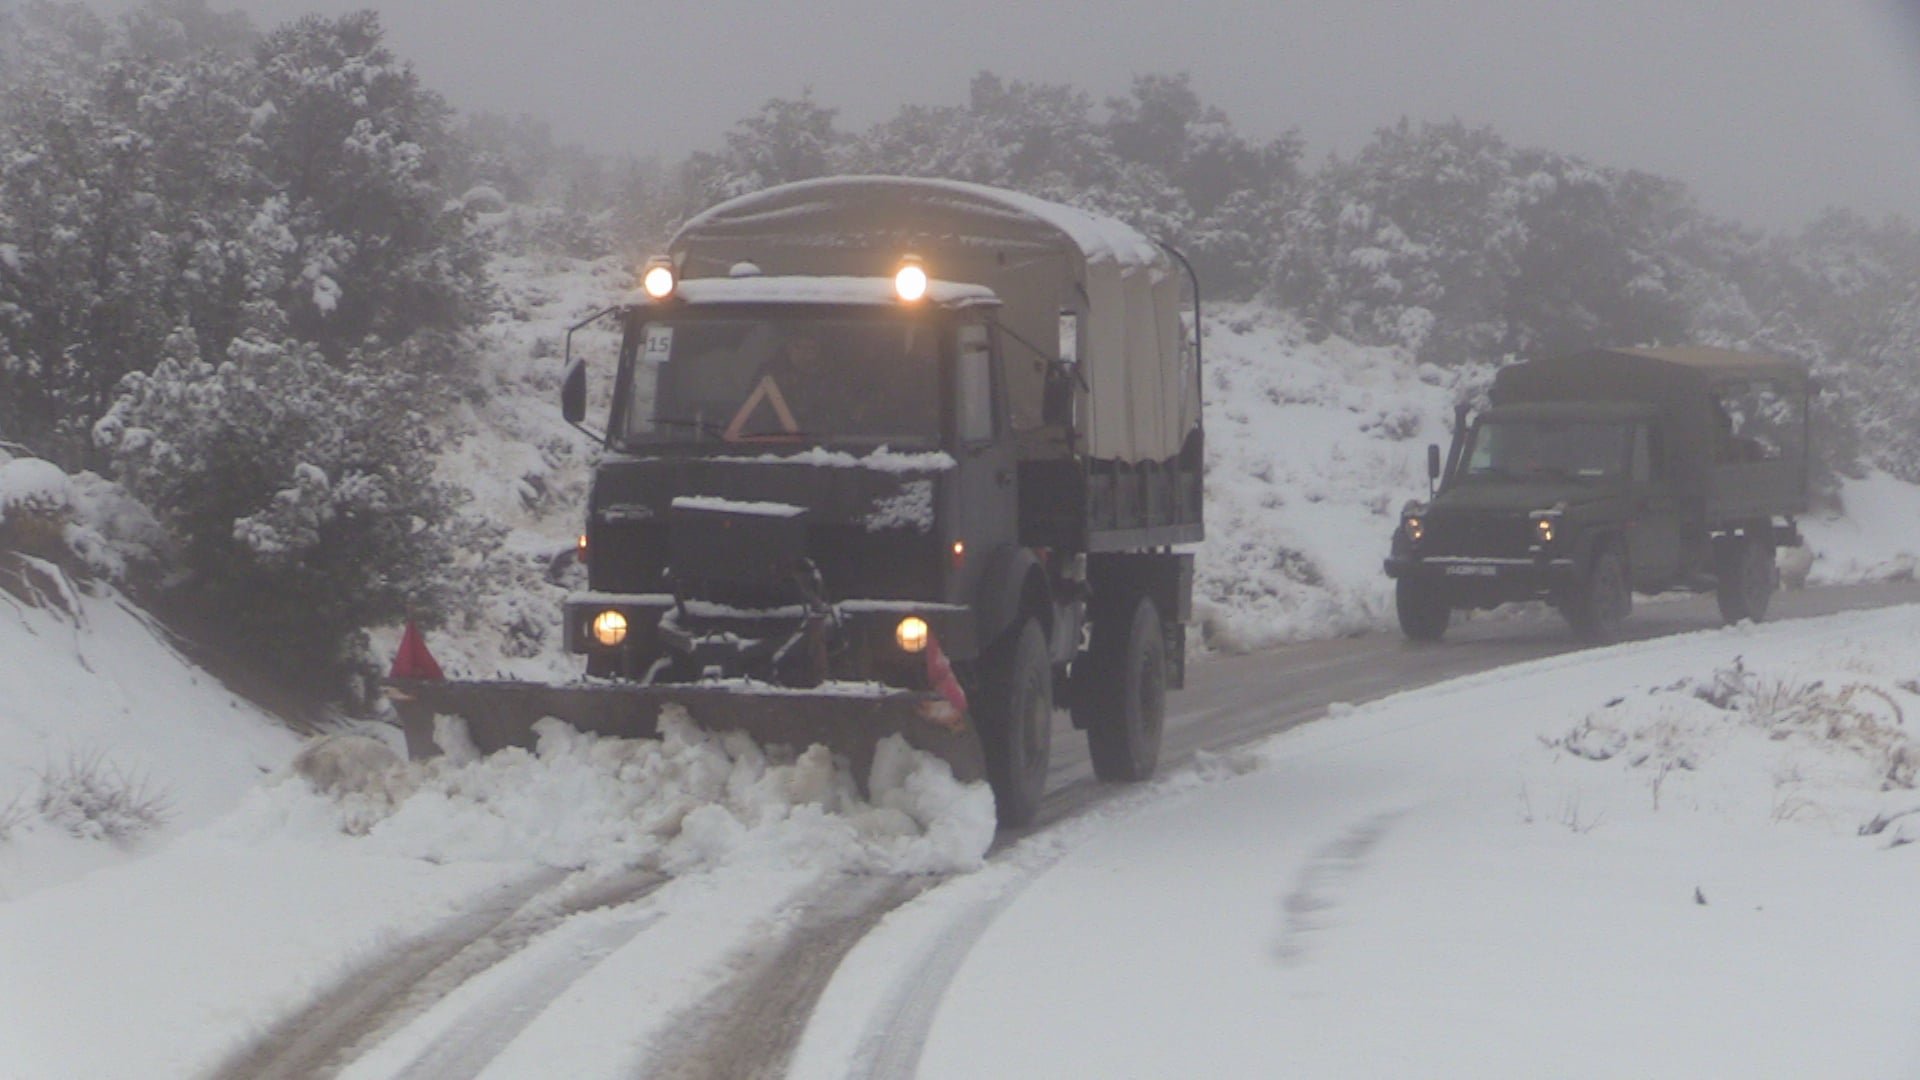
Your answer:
(976, 618), (1053, 827)
(1564, 545), (1630, 642)
(1079, 595), (1167, 783)
(1395, 578), (1450, 641)
(1715, 535), (1776, 624)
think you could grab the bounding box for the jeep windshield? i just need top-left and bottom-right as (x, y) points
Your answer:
(1458, 418), (1629, 483)
(618, 312), (940, 448)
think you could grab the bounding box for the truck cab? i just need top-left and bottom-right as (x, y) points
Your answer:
(562, 271), (1020, 690)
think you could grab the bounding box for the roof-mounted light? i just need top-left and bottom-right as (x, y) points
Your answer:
(640, 256), (676, 300)
(894, 255), (928, 303)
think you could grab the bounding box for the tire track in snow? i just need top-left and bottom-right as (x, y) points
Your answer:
(1273, 810), (1406, 965)
(637, 873), (937, 1080)
(212, 867), (662, 1080)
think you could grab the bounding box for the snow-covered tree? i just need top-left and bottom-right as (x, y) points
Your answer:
(0, 69), (179, 465)
(1275, 120), (1521, 365)
(685, 92), (846, 205)
(250, 11), (485, 362)
(94, 307), (480, 692)
(1498, 154), (1690, 358)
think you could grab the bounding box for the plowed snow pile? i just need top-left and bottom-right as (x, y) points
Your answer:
(1541, 643), (1920, 841)
(269, 708), (996, 876)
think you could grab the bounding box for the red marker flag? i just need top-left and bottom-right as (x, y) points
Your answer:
(389, 621), (445, 681)
(925, 634), (968, 715)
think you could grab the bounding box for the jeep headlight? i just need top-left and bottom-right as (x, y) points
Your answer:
(591, 609), (629, 647)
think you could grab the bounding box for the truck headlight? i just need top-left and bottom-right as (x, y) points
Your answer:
(1403, 515), (1425, 543)
(640, 257), (675, 299)
(1534, 517), (1555, 545)
(895, 616), (929, 654)
(894, 256), (928, 302)
(591, 609), (629, 647)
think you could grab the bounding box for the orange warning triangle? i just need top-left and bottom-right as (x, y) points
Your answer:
(724, 375), (800, 441)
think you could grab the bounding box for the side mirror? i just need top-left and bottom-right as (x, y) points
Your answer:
(562, 358), (587, 424)
(1427, 443), (1442, 481)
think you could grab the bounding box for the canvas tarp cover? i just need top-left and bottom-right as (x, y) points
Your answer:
(668, 176), (1198, 464)
(1491, 346), (1809, 513)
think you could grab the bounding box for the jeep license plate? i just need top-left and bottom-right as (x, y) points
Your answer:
(1444, 564), (1499, 576)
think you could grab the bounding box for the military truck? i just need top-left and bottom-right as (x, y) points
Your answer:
(1384, 346), (1810, 641)
(389, 177), (1203, 825)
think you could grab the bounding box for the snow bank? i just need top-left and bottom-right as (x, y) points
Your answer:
(1802, 470), (1920, 585)
(249, 708), (995, 877)
(0, 572), (299, 901)
(1193, 304), (1490, 650)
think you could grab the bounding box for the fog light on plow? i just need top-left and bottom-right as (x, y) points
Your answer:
(895, 616), (930, 654)
(591, 609), (629, 647)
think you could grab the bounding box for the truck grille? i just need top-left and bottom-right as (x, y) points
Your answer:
(1423, 513), (1534, 559)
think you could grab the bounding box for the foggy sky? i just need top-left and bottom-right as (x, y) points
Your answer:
(106, 0), (1920, 229)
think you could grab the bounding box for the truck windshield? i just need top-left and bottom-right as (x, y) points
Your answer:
(619, 314), (940, 448)
(1460, 419), (1629, 483)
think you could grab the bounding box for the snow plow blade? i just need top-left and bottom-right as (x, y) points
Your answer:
(383, 679), (986, 785)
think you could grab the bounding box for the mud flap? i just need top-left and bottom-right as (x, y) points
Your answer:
(383, 679), (987, 786)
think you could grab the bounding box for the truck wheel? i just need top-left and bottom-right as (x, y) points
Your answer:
(1716, 535), (1777, 624)
(1565, 546), (1630, 642)
(1395, 578), (1450, 641)
(1080, 595), (1166, 783)
(976, 619), (1053, 827)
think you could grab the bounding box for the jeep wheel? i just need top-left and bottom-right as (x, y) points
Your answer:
(1565, 546), (1630, 642)
(1395, 578), (1450, 641)
(976, 618), (1053, 827)
(1715, 535), (1777, 624)
(1080, 595), (1167, 783)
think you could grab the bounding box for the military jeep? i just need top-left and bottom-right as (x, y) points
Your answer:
(1384, 346), (1811, 641)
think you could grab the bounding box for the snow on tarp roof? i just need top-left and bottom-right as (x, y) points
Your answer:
(623, 275), (998, 308)
(1608, 345), (1809, 383)
(672, 175), (1167, 271)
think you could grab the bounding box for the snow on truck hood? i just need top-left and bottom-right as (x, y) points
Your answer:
(602, 446), (957, 473)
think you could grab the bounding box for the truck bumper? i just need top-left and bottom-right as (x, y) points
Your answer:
(1385, 555), (1578, 605)
(562, 592), (977, 678)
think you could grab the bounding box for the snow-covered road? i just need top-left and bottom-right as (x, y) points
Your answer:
(5, 586), (1920, 1079)
(911, 601), (1920, 1079)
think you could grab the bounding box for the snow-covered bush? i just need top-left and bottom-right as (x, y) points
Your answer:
(34, 749), (173, 842)
(94, 325), (491, 693)
(0, 456), (74, 559)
